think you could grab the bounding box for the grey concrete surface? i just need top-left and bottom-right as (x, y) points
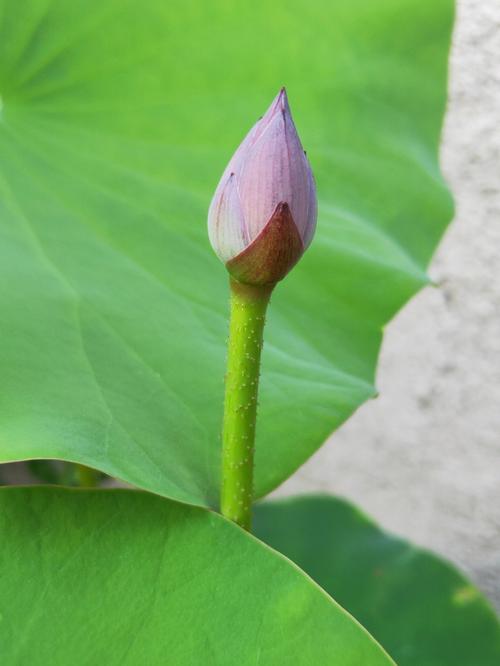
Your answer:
(275, 0), (500, 611)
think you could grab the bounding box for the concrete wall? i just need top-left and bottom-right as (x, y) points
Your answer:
(276, 0), (500, 611)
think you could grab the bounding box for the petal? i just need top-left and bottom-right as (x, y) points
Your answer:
(302, 162), (318, 249)
(281, 102), (313, 243)
(215, 90), (286, 188)
(208, 173), (248, 262)
(237, 90), (312, 244)
(237, 111), (292, 241)
(227, 202), (304, 286)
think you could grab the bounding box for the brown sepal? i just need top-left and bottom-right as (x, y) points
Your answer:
(226, 202), (304, 286)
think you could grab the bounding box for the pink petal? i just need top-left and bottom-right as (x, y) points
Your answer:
(208, 173), (248, 262)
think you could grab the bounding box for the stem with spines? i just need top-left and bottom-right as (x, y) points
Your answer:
(220, 278), (273, 531)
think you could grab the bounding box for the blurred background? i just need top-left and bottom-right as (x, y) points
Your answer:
(276, 0), (500, 612)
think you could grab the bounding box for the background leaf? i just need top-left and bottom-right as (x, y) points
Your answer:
(0, 0), (453, 506)
(0, 487), (395, 665)
(254, 495), (500, 666)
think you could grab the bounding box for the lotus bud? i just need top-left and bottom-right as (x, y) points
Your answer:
(208, 88), (317, 286)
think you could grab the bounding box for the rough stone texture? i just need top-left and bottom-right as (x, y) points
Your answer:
(275, 0), (500, 611)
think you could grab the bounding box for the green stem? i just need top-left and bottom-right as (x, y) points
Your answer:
(220, 278), (273, 531)
(75, 463), (98, 488)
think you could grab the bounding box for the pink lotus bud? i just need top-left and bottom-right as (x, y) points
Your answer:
(208, 88), (317, 286)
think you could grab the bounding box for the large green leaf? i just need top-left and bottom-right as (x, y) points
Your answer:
(0, 0), (454, 506)
(0, 487), (394, 665)
(254, 495), (500, 666)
